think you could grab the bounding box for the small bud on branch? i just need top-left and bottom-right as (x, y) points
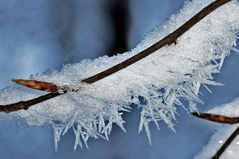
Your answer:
(12, 79), (58, 93)
(191, 112), (239, 124)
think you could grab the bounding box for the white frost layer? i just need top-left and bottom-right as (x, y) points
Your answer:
(208, 98), (239, 117)
(1, 0), (239, 150)
(195, 98), (239, 159)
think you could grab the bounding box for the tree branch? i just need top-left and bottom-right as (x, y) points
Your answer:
(212, 126), (239, 159)
(82, 0), (232, 84)
(0, 92), (63, 113)
(192, 112), (239, 159)
(0, 0), (232, 113)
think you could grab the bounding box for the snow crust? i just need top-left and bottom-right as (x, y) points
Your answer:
(195, 98), (239, 159)
(0, 0), (239, 150)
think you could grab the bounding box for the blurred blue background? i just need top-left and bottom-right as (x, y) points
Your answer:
(0, 0), (239, 158)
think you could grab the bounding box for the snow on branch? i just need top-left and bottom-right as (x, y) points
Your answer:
(1, 0), (234, 113)
(0, 0), (239, 150)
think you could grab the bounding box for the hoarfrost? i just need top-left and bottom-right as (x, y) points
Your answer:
(1, 0), (239, 149)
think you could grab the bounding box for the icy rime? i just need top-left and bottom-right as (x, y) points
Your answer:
(0, 0), (239, 150)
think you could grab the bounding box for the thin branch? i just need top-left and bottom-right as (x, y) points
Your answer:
(191, 112), (239, 124)
(0, 92), (63, 113)
(82, 0), (232, 84)
(0, 0), (232, 113)
(211, 126), (239, 159)
(192, 112), (239, 159)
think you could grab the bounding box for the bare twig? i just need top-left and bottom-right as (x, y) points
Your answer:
(192, 112), (239, 159)
(211, 126), (239, 159)
(191, 112), (239, 124)
(0, 0), (232, 113)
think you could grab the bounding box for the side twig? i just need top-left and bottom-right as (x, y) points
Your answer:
(212, 126), (239, 159)
(0, 0), (232, 113)
(192, 112), (239, 159)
